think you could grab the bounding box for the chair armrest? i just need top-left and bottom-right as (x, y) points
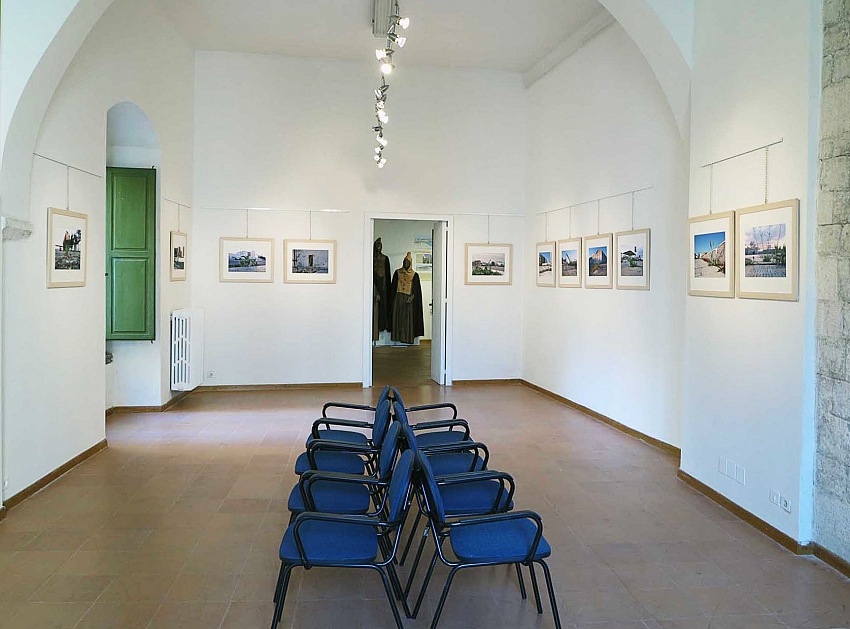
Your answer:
(448, 510), (544, 563)
(306, 440), (375, 455)
(300, 471), (387, 511)
(426, 441), (489, 472)
(411, 418), (470, 440)
(311, 417), (373, 439)
(322, 402), (375, 418)
(437, 471), (515, 513)
(406, 402), (458, 419)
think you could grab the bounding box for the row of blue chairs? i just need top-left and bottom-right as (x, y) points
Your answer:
(271, 386), (561, 629)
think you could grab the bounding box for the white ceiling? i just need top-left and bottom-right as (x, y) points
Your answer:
(155, 0), (606, 73)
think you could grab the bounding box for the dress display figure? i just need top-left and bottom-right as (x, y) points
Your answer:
(373, 238), (392, 341)
(388, 252), (425, 344)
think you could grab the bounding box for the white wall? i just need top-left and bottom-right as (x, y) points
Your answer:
(1, 0), (194, 499)
(681, 0), (821, 542)
(192, 53), (526, 386)
(522, 24), (687, 448)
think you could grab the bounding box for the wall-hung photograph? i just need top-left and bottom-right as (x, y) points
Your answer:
(584, 233), (613, 289)
(284, 239), (336, 284)
(536, 241), (556, 287)
(220, 237), (274, 282)
(688, 212), (735, 298)
(465, 243), (512, 285)
(557, 238), (582, 288)
(170, 231), (187, 282)
(615, 228), (650, 290)
(47, 207), (87, 288)
(735, 199), (799, 301)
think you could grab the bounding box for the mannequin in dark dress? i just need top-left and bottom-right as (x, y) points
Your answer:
(388, 252), (425, 344)
(373, 238), (392, 341)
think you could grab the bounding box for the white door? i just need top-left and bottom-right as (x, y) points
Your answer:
(431, 222), (448, 384)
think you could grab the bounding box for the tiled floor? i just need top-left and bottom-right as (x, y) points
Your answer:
(0, 383), (848, 629)
(373, 341), (433, 387)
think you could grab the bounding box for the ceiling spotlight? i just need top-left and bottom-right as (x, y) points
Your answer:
(378, 158), (387, 168)
(375, 48), (393, 61)
(375, 100), (385, 110)
(374, 153), (382, 162)
(387, 33), (406, 48)
(380, 62), (395, 75)
(377, 134), (387, 147)
(374, 85), (389, 100)
(375, 147), (383, 155)
(373, 125), (383, 133)
(392, 15), (410, 29)
(377, 110), (389, 124)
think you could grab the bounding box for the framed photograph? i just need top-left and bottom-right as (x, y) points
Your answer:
(584, 233), (613, 289)
(219, 237), (274, 283)
(689, 211), (734, 298)
(284, 239), (336, 284)
(414, 234), (433, 251)
(414, 251), (433, 280)
(615, 228), (650, 290)
(736, 199), (799, 301)
(170, 231), (187, 282)
(465, 243), (512, 285)
(557, 238), (582, 288)
(536, 242), (556, 287)
(47, 207), (87, 288)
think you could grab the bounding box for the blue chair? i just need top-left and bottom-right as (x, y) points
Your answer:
(393, 387), (473, 448)
(270, 449), (416, 629)
(412, 450), (561, 629)
(307, 385), (392, 447)
(395, 403), (488, 474)
(287, 422), (402, 521)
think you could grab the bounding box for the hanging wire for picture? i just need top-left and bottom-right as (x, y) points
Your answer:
(764, 145), (770, 204)
(596, 200), (601, 235)
(245, 209), (250, 238)
(569, 207), (572, 238)
(709, 164), (714, 214)
(545, 212), (549, 241)
(371, 2), (410, 169)
(66, 165), (71, 210)
(630, 192), (635, 231)
(487, 214), (491, 244)
(309, 211), (313, 240)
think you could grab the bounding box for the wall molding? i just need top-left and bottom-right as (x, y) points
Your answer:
(105, 390), (191, 418)
(3, 439), (108, 511)
(196, 382), (362, 393)
(519, 380), (681, 458)
(453, 378), (522, 386)
(813, 542), (850, 579)
(0, 506), (6, 522)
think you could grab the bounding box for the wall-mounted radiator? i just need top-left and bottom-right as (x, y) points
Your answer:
(171, 309), (204, 391)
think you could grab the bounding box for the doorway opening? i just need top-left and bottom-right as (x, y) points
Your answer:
(367, 217), (450, 387)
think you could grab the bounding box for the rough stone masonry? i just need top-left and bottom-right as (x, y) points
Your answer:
(816, 0), (850, 562)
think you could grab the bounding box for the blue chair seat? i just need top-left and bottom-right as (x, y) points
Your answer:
(306, 429), (370, 447)
(294, 451), (366, 475)
(427, 452), (485, 476)
(441, 480), (513, 515)
(287, 481), (372, 514)
(449, 519), (551, 564)
(280, 520), (378, 565)
(416, 431), (470, 447)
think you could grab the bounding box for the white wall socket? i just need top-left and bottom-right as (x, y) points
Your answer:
(206, 371), (215, 379)
(770, 490), (792, 513)
(769, 490), (780, 505)
(780, 496), (792, 513)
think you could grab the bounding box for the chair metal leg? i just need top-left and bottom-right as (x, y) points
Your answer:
(430, 565), (461, 629)
(537, 560), (562, 629)
(403, 526), (430, 598)
(371, 566), (405, 629)
(412, 546), (439, 619)
(399, 509), (422, 565)
(270, 563), (293, 629)
(273, 562), (285, 604)
(528, 562), (543, 613)
(514, 563), (527, 599)
(387, 561), (412, 618)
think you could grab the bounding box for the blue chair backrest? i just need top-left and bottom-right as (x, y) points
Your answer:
(377, 385), (390, 407)
(391, 387), (405, 409)
(372, 399), (391, 447)
(378, 421), (401, 479)
(399, 415), (418, 451)
(415, 450), (446, 524)
(393, 400), (409, 427)
(387, 450), (414, 522)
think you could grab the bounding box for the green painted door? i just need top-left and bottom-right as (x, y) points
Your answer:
(106, 167), (156, 340)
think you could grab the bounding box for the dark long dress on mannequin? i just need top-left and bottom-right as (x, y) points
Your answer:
(388, 252), (425, 344)
(373, 238), (392, 341)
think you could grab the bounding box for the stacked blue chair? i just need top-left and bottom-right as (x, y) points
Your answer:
(393, 386), (475, 448)
(308, 385), (392, 446)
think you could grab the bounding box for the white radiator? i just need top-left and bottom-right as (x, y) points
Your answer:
(170, 309), (204, 391)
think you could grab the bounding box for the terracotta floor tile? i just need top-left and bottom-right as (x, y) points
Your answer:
(29, 574), (114, 602)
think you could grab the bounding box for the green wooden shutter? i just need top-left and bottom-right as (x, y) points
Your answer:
(106, 167), (156, 340)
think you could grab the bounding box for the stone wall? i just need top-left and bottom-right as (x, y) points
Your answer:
(816, 0), (850, 562)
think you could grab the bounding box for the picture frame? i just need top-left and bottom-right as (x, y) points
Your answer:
(615, 228), (650, 290)
(735, 199), (799, 301)
(414, 234), (433, 251)
(536, 241), (556, 287)
(170, 231), (187, 282)
(584, 233), (613, 289)
(464, 243), (512, 285)
(284, 239), (337, 284)
(47, 207), (88, 288)
(557, 238), (582, 288)
(688, 211), (735, 298)
(219, 237), (274, 283)
(414, 251), (433, 280)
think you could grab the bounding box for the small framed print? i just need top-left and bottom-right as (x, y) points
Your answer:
(47, 207), (88, 288)
(689, 211), (734, 298)
(284, 239), (336, 284)
(735, 199), (799, 301)
(414, 251), (433, 280)
(220, 237), (274, 283)
(557, 238), (582, 288)
(615, 228), (650, 290)
(170, 231), (187, 282)
(536, 242), (556, 287)
(584, 233), (613, 289)
(465, 243), (512, 285)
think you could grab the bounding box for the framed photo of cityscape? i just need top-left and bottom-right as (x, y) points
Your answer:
(536, 241), (556, 287)
(735, 199), (799, 301)
(615, 228), (650, 290)
(170, 231), (187, 282)
(47, 207), (88, 288)
(688, 211), (734, 298)
(284, 239), (336, 284)
(219, 237), (274, 283)
(465, 243), (512, 285)
(557, 238), (582, 288)
(584, 233), (613, 289)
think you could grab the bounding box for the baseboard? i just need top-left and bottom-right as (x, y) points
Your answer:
(195, 382), (362, 393)
(813, 542), (850, 579)
(676, 469), (812, 555)
(520, 380), (681, 459)
(453, 378), (522, 386)
(106, 390), (192, 418)
(3, 439), (108, 511)
(0, 505), (6, 522)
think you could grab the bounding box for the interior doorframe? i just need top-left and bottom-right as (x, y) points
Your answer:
(362, 212), (453, 389)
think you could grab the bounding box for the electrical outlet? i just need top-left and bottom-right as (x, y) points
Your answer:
(735, 464), (746, 486)
(780, 496), (792, 513)
(206, 371), (215, 379)
(769, 490), (780, 506)
(725, 460), (736, 478)
(2, 479), (7, 489)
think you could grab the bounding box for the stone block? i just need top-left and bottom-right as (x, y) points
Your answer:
(823, 0), (850, 27)
(824, 22), (850, 55)
(815, 493), (850, 562)
(817, 455), (849, 501)
(820, 155), (850, 192)
(817, 299), (843, 338)
(817, 256), (839, 301)
(817, 224), (843, 255)
(819, 412), (850, 460)
(821, 80), (850, 145)
(832, 378), (850, 418)
(817, 337), (847, 378)
(817, 374), (835, 417)
(827, 190), (850, 224)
